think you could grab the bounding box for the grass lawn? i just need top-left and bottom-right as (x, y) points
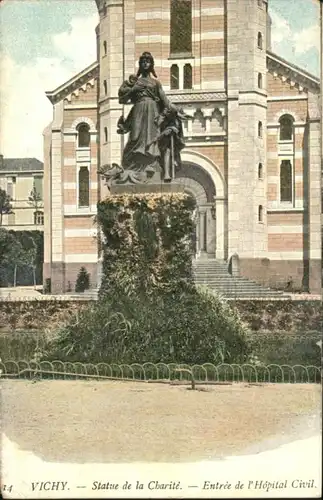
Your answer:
(1, 380), (321, 463)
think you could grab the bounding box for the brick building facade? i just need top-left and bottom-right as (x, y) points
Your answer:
(43, 0), (321, 294)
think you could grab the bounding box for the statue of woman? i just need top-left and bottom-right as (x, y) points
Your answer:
(118, 52), (178, 182)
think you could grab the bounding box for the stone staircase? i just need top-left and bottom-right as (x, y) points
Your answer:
(193, 259), (289, 299)
(67, 259), (289, 300)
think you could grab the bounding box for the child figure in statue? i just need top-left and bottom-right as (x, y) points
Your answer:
(154, 106), (186, 182)
(117, 74), (138, 135)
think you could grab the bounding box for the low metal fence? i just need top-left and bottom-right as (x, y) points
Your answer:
(0, 360), (321, 384)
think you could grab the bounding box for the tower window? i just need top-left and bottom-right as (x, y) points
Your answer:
(183, 63), (193, 89)
(104, 127), (108, 143)
(170, 64), (179, 89)
(280, 160), (293, 202)
(258, 121), (263, 138)
(78, 167), (90, 207)
(103, 80), (107, 95)
(170, 0), (192, 55)
(103, 41), (107, 56)
(279, 114), (294, 141)
(77, 123), (90, 148)
(257, 32), (263, 49)
(258, 163), (263, 179)
(258, 205), (264, 222)
(258, 73), (263, 89)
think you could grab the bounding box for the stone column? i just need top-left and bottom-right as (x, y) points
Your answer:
(42, 123), (52, 288)
(199, 210), (206, 253)
(215, 198), (225, 260)
(307, 93), (322, 294)
(205, 205), (216, 256)
(50, 101), (65, 293)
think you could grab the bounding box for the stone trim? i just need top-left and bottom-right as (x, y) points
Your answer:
(267, 95), (308, 102)
(65, 254), (98, 263)
(272, 109), (301, 123)
(71, 117), (96, 132)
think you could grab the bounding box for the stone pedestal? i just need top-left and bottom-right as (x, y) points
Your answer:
(110, 179), (185, 196)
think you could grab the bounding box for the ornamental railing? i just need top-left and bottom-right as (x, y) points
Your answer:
(0, 361), (321, 384)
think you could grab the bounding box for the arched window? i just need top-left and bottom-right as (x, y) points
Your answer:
(77, 123), (90, 148)
(280, 160), (293, 202)
(279, 114), (294, 141)
(183, 63), (193, 89)
(258, 163), (263, 179)
(258, 73), (263, 89)
(258, 121), (263, 138)
(103, 79), (107, 95)
(34, 210), (44, 225)
(258, 205), (264, 222)
(103, 41), (107, 56)
(170, 64), (179, 89)
(170, 0), (192, 55)
(257, 32), (263, 49)
(78, 167), (90, 207)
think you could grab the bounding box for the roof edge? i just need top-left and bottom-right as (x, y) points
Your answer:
(267, 50), (320, 88)
(45, 61), (99, 103)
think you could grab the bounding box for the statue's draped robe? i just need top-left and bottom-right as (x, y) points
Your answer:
(118, 76), (171, 171)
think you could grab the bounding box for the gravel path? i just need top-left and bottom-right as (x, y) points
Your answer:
(1, 380), (321, 463)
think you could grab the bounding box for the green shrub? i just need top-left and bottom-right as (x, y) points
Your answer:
(247, 331), (321, 366)
(0, 330), (49, 360)
(45, 285), (251, 365)
(75, 267), (90, 292)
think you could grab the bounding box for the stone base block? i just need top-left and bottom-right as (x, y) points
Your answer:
(110, 182), (185, 195)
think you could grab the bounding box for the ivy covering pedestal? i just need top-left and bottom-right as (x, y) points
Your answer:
(97, 192), (196, 297)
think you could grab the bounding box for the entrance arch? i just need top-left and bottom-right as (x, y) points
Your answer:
(174, 151), (225, 259)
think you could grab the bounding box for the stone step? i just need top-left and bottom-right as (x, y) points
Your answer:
(195, 281), (273, 287)
(204, 289), (283, 296)
(207, 285), (283, 292)
(192, 258), (288, 298)
(194, 277), (272, 286)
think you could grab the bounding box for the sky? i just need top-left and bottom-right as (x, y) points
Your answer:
(0, 0), (320, 161)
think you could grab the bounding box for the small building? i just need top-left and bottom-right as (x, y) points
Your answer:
(0, 155), (44, 231)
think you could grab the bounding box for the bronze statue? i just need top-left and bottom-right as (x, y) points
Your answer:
(103, 51), (186, 185)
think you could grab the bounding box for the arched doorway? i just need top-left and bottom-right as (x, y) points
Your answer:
(174, 159), (224, 259)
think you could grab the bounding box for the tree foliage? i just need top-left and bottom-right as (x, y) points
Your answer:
(28, 186), (43, 211)
(0, 228), (14, 263)
(0, 230), (43, 286)
(75, 266), (91, 292)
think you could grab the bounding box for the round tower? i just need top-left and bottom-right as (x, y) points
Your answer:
(95, 0), (125, 197)
(226, 0), (268, 263)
